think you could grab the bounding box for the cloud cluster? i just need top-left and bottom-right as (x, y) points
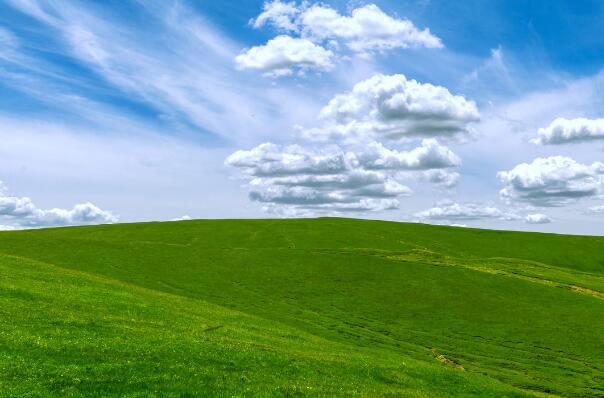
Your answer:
(226, 139), (459, 214)
(524, 213), (552, 224)
(354, 139), (461, 170)
(523, 116), (604, 216)
(305, 74), (480, 142)
(240, 1), (442, 76)
(414, 202), (521, 222)
(423, 169), (460, 188)
(253, 2), (442, 52)
(226, 72), (470, 215)
(226, 142), (348, 177)
(532, 118), (604, 145)
(497, 156), (604, 207)
(0, 181), (117, 228)
(415, 202), (555, 225)
(235, 35), (334, 77)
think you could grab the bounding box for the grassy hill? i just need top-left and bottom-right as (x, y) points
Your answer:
(0, 218), (602, 397)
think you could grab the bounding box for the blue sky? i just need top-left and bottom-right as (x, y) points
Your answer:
(1, 0), (604, 233)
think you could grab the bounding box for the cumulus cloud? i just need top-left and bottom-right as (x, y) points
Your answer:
(532, 117), (604, 145)
(244, 2), (442, 77)
(235, 35), (334, 77)
(0, 181), (117, 228)
(356, 139), (461, 170)
(414, 202), (521, 222)
(248, 183), (405, 205)
(227, 139), (459, 176)
(259, 197), (399, 217)
(297, 3), (443, 52)
(304, 74), (479, 142)
(423, 169), (460, 188)
(226, 139), (460, 215)
(226, 143), (410, 213)
(225, 142), (348, 177)
(497, 156), (604, 207)
(26, 202), (118, 227)
(524, 213), (552, 224)
(252, 2), (443, 53)
(225, 72), (471, 215)
(252, 1), (300, 31)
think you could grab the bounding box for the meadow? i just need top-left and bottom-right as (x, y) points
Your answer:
(0, 218), (602, 397)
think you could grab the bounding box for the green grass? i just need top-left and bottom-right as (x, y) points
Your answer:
(0, 218), (602, 397)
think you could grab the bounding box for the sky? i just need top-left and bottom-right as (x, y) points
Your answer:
(1, 0), (604, 234)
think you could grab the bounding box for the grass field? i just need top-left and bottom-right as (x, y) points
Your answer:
(0, 218), (602, 397)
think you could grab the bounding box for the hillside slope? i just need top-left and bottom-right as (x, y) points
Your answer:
(0, 218), (603, 396)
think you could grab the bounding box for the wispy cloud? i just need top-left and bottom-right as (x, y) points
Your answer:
(3, 0), (323, 144)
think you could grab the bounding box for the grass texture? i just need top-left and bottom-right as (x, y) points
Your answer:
(0, 218), (602, 396)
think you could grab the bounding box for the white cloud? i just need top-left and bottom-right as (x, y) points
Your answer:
(532, 118), (604, 145)
(227, 139), (459, 177)
(299, 3), (443, 52)
(252, 2), (443, 53)
(225, 71), (468, 215)
(252, 0), (300, 31)
(414, 202), (521, 222)
(251, 0), (298, 31)
(0, 27), (18, 52)
(356, 139), (461, 170)
(3, 0), (321, 144)
(0, 225), (18, 231)
(259, 197), (399, 217)
(235, 35), (334, 77)
(225, 142), (348, 177)
(248, 182), (406, 204)
(588, 205), (604, 214)
(497, 156), (604, 207)
(524, 213), (552, 224)
(423, 169), (460, 188)
(226, 138), (462, 214)
(28, 202), (118, 227)
(305, 74), (479, 142)
(226, 142), (412, 214)
(0, 181), (117, 228)
(170, 215), (192, 221)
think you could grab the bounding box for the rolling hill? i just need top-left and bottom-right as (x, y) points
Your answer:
(0, 218), (602, 397)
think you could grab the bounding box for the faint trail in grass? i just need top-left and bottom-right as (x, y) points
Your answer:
(378, 249), (604, 301)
